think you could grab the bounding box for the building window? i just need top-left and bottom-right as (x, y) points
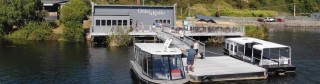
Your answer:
(96, 20), (100, 26)
(101, 20), (106, 26)
(123, 20), (127, 26)
(118, 20), (122, 26)
(167, 20), (170, 24)
(112, 20), (116, 25)
(159, 19), (162, 23)
(155, 20), (158, 23)
(107, 20), (111, 26)
(163, 20), (167, 24)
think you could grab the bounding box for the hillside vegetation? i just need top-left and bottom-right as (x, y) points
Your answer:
(93, 0), (320, 18)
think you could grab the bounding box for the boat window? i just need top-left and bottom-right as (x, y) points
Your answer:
(235, 46), (237, 52)
(245, 43), (253, 56)
(169, 55), (184, 80)
(253, 49), (262, 64)
(143, 53), (153, 78)
(231, 45), (233, 51)
(238, 45), (244, 53)
(226, 43), (229, 49)
(153, 55), (170, 80)
(139, 51), (145, 69)
(263, 48), (290, 60)
(152, 55), (184, 80)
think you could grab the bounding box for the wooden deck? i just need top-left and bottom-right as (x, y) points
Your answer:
(182, 56), (267, 82)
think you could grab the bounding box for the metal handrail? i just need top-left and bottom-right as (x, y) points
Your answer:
(157, 27), (206, 56)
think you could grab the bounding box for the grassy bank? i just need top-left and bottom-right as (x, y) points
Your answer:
(6, 22), (57, 40)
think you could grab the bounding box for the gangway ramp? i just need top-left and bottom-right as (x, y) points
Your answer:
(156, 28), (206, 56)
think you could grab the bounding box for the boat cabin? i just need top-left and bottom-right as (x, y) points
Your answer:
(130, 43), (189, 83)
(224, 37), (295, 74)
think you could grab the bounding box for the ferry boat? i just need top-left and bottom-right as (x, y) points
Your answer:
(224, 37), (296, 75)
(130, 41), (190, 83)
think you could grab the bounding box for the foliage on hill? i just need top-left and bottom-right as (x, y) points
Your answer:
(245, 24), (268, 40)
(93, 0), (320, 18)
(0, 0), (45, 36)
(7, 22), (52, 40)
(60, 0), (91, 23)
(59, 0), (91, 42)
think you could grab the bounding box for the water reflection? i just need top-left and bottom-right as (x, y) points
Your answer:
(0, 40), (133, 83)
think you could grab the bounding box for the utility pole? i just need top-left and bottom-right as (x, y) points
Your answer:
(293, 3), (296, 19)
(143, 0), (144, 5)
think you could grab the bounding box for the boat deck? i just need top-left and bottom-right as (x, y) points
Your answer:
(182, 56), (267, 82)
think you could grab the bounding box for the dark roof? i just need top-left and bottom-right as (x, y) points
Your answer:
(42, 0), (68, 6)
(195, 14), (216, 23)
(196, 14), (215, 20)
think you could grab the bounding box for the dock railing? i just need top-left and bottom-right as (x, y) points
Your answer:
(167, 25), (245, 36)
(130, 25), (157, 33)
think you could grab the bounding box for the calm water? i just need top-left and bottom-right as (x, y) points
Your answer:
(0, 28), (320, 83)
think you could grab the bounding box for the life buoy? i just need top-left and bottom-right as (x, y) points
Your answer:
(201, 76), (212, 83)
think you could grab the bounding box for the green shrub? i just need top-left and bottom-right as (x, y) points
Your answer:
(60, 21), (84, 42)
(190, 2), (278, 17)
(59, 0), (90, 42)
(107, 27), (132, 47)
(60, 0), (91, 23)
(7, 22), (52, 40)
(0, 25), (5, 37)
(245, 24), (268, 40)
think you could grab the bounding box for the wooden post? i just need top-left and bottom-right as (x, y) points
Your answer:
(293, 3), (296, 19)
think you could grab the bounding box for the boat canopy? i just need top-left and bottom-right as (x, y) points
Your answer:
(226, 37), (289, 50)
(135, 43), (182, 55)
(253, 43), (289, 50)
(226, 37), (258, 45)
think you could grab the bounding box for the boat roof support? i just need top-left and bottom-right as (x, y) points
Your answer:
(260, 50), (263, 66)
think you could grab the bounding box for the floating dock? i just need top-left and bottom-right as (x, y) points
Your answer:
(183, 56), (267, 82)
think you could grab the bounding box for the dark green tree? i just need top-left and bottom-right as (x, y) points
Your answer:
(60, 0), (91, 42)
(0, 0), (45, 35)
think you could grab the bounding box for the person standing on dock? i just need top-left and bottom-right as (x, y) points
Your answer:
(181, 45), (196, 73)
(193, 40), (199, 55)
(179, 28), (184, 39)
